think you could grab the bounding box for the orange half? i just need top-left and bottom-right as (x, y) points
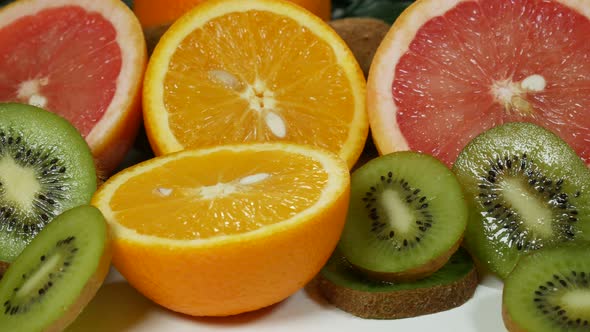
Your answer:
(91, 143), (350, 316)
(143, 0), (367, 169)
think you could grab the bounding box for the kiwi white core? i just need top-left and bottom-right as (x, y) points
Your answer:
(381, 188), (413, 234)
(0, 155), (40, 211)
(16, 253), (61, 299)
(560, 290), (590, 314)
(499, 177), (553, 237)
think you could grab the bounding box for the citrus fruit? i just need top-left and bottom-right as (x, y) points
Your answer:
(134, 0), (331, 28)
(0, 0), (147, 175)
(143, 0), (367, 169)
(368, 0), (590, 167)
(91, 143), (350, 316)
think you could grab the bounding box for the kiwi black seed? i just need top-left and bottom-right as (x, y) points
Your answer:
(317, 247), (478, 319)
(503, 243), (590, 332)
(338, 151), (467, 282)
(453, 122), (590, 279)
(0, 205), (111, 331)
(0, 103), (97, 267)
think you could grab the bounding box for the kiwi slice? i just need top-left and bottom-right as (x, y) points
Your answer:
(453, 122), (590, 279)
(318, 247), (478, 319)
(339, 151), (467, 281)
(0, 103), (97, 266)
(0, 205), (110, 331)
(503, 243), (590, 331)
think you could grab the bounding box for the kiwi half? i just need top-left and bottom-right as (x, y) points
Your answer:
(318, 247), (478, 319)
(0, 205), (110, 331)
(453, 122), (590, 279)
(503, 243), (590, 331)
(339, 151), (467, 281)
(0, 103), (97, 266)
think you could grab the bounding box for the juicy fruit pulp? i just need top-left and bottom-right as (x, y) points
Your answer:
(339, 151), (467, 281)
(369, 0), (590, 166)
(318, 248), (478, 319)
(0, 103), (97, 264)
(143, 0), (367, 169)
(0, 205), (111, 332)
(453, 122), (590, 279)
(91, 143), (350, 316)
(0, 5), (119, 137)
(503, 244), (590, 332)
(0, 0), (146, 173)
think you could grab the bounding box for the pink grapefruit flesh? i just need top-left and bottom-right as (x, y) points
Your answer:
(369, 0), (590, 166)
(0, 0), (146, 174)
(0, 6), (120, 136)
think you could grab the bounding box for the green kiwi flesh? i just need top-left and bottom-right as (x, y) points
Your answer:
(0, 103), (97, 265)
(0, 205), (111, 332)
(318, 248), (478, 319)
(339, 151), (468, 281)
(502, 243), (590, 332)
(453, 122), (590, 279)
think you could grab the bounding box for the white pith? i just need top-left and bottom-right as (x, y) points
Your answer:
(561, 289), (590, 312)
(17, 253), (61, 299)
(0, 0), (145, 151)
(367, 0), (590, 154)
(500, 177), (553, 238)
(17, 77), (49, 108)
(0, 155), (41, 211)
(381, 188), (414, 234)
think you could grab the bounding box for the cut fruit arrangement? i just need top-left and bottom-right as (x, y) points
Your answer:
(1, 0), (590, 331)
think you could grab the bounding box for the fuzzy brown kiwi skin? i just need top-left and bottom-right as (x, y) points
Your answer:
(0, 261), (8, 279)
(329, 18), (390, 77)
(354, 237), (464, 282)
(45, 226), (112, 332)
(317, 260), (478, 319)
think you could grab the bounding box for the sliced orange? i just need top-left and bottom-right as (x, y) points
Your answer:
(91, 143), (350, 316)
(143, 0), (367, 169)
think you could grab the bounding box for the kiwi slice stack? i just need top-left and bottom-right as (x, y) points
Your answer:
(453, 122), (590, 279)
(0, 205), (111, 331)
(319, 151), (476, 318)
(503, 243), (590, 331)
(318, 247), (477, 319)
(0, 103), (97, 271)
(339, 151), (468, 281)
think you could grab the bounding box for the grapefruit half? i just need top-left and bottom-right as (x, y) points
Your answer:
(0, 0), (147, 175)
(368, 0), (590, 166)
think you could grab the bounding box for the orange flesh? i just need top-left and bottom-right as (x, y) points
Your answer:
(109, 150), (327, 239)
(393, 0), (590, 166)
(162, 10), (355, 152)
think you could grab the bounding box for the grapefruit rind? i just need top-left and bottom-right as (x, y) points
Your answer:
(0, 0), (147, 173)
(367, 0), (590, 157)
(143, 0), (367, 169)
(91, 143), (351, 248)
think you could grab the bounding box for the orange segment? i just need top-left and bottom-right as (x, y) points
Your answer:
(91, 143), (350, 316)
(110, 150), (327, 239)
(143, 0), (367, 169)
